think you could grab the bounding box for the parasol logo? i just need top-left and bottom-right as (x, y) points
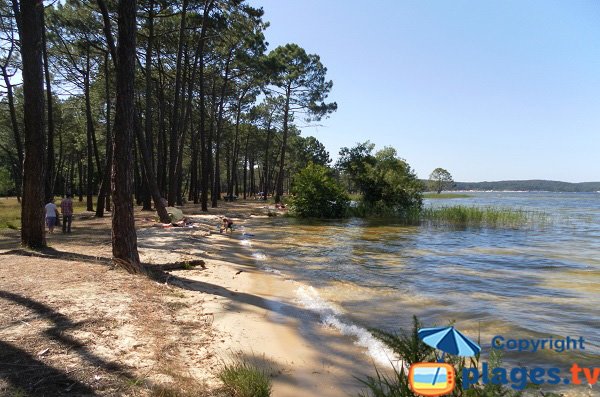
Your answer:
(408, 326), (481, 396)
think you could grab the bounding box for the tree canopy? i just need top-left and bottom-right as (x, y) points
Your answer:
(337, 142), (423, 215)
(429, 167), (454, 194)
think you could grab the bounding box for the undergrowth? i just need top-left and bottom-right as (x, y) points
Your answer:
(219, 356), (272, 397)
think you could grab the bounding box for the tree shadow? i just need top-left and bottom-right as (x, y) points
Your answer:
(0, 341), (96, 396)
(147, 271), (373, 393)
(0, 291), (134, 395)
(0, 247), (112, 266)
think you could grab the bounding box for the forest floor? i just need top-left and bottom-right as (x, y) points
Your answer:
(0, 199), (374, 397)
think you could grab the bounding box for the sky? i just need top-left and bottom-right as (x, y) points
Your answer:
(247, 0), (600, 182)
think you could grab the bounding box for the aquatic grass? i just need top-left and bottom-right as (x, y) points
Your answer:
(419, 206), (548, 228)
(346, 201), (547, 229)
(347, 201), (422, 220)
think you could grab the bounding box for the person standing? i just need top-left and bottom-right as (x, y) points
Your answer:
(44, 199), (58, 234)
(60, 194), (74, 233)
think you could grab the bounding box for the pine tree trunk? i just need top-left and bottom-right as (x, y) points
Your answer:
(96, 53), (112, 216)
(111, 0), (142, 273)
(211, 54), (232, 208)
(167, 0), (189, 206)
(242, 134), (249, 199)
(20, 0), (46, 248)
(85, 53), (95, 211)
(262, 121), (272, 201)
(135, 109), (170, 223)
(42, 22), (54, 202)
(275, 86), (291, 203)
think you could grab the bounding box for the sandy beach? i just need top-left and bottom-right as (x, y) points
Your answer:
(0, 201), (384, 396)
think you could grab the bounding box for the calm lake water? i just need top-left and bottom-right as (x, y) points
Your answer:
(241, 192), (600, 374)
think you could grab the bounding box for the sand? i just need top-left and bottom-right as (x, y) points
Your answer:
(0, 201), (380, 396)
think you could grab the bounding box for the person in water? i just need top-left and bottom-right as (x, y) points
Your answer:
(220, 217), (234, 234)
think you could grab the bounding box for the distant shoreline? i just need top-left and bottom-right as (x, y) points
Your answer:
(438, 179), (600, 193)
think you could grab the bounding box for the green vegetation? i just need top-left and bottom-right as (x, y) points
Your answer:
(428, 167), (454, 194)
(423, 193), (471, 199)
(0, 167), (14, 197)
(289, 163), (349, 218)
(420, 206), (547, 228)
(337, 142), (423, 217)
(219, 358), (272, 397)
(0, 198), (20, 229)
(0, 196), (95, 230)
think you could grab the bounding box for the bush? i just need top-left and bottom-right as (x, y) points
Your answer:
(289, 163), (349, 218)
(337, 143), (423, 216)
(219, 359), (272, 397)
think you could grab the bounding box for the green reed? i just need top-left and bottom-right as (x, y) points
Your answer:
(420, 206), (548, 228)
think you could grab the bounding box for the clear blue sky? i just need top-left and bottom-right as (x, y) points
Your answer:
(248, 0), (600, 182)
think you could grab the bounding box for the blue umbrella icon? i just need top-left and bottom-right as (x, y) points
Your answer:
(418, 326), (481, 385)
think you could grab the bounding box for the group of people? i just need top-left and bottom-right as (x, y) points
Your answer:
(44, 195), (73, 234)
(43, 195), (237, 236)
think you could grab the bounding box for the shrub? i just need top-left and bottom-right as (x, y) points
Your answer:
(289, 163), (349, 218)
(337, 143), (423, 216)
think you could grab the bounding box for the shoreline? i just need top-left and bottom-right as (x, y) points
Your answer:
(175, 214), (387, 396)
(0, 201), (386, 396)
(3, 199), (594, 396)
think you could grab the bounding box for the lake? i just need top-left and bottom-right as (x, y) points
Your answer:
(240, 192), (600, 381)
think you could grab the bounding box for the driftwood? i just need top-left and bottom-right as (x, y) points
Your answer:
(152, 259), (206, 271)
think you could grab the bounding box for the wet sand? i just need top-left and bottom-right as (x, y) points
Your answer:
(159, 228), (379, 397)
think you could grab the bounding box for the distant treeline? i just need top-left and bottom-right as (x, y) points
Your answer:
(447, 180), (600, 192)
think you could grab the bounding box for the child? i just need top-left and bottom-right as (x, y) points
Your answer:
(220, 217), (234, 234)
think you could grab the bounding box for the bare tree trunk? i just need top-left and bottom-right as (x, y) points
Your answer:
(54, 129), (63, 195)
(198, 1), (214, 211)
(77, 157), (83, 201)
(211, 53), (233, 208)
(142, 0), (158, 212)
(96, 53), (112, 216)
(20, 0), (46, 248)
(262, 121), (272, 201)
(111, 0), (142, 273)
(275, 86), (291, 203)
(135, 110), (170, 223)
(228, 99), (243, 197)
(156, 80), (167, 195)
(242, 133), (249, 199)
(42, 22), (55, 202)
(85, 50), (95, 211)
(167, 0), (189, 206)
